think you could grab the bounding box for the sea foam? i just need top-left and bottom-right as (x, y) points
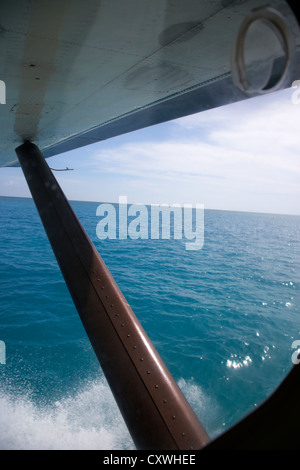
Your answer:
(0, 378), (133, 450)
(0, 377), (220, 450)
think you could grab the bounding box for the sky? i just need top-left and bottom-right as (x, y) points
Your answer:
(1, 85), (300, 216)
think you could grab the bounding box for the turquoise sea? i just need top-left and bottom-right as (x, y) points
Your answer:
(0, 195), (299, 450)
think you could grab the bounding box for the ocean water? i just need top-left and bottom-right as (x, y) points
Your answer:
(0, 195), (299, 450)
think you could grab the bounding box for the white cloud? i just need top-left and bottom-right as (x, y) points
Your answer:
(88, 87), (300, 213)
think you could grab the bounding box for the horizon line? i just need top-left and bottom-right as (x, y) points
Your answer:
(1, 194), (299, 218)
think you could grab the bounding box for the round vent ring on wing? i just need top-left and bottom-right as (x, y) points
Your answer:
(231, 6), (294, 95)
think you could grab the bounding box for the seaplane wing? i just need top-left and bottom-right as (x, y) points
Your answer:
(1, 0), (299, 167)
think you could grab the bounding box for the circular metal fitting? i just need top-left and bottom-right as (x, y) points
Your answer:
(231, 6), (294, 95)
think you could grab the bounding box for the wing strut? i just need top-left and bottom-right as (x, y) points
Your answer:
(15, 141), (210, 451)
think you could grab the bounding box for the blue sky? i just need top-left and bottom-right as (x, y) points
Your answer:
(1, 86), (300, 215)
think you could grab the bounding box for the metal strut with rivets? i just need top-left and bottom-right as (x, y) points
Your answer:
(15, 141), (210, 451)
